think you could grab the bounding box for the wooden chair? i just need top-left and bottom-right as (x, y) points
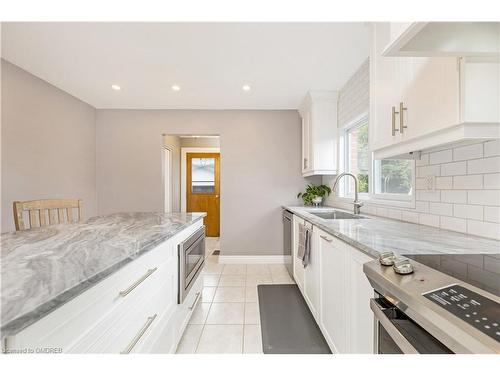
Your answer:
(13, 199), (84, 231)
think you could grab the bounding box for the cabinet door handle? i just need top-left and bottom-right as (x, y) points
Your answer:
(189, 292), (201, 310)
(120, 314), (157, 354)
(119, 268), (158, 297)
(399, 102), (408, 133)
(303, 158), (308, 169)
(391, 106), (400, 136)
(320, 235), (333, 243)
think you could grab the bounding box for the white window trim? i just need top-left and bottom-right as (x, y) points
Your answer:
(336, 114), (416, 209)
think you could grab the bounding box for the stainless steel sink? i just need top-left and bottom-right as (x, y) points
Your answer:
(306, 210), (368, 220)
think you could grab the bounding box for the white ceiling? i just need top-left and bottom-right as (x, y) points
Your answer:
(1, 22), (369, 109)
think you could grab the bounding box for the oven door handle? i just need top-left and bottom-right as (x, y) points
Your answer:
(370, 298), (419, 354)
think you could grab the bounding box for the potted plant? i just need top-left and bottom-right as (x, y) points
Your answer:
(297, 184), (332, 206)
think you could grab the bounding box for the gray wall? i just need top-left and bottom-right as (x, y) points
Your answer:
(1, 60), (97, 232)
(180, 137), (220, 148)
(96, 110), (318, 256)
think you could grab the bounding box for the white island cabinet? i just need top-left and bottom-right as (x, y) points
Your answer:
(292, 215), (374, 354)
(3, 219), (203, 354)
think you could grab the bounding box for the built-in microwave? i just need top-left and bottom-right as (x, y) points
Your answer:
(178, 226), (205, 303)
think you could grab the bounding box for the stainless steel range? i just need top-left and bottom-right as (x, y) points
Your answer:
(363, 252), (500, 354)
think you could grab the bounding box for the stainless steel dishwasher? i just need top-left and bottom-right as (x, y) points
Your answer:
(283, 210), (293, 278)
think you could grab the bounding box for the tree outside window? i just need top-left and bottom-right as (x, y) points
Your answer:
(342, 117), (413, 199)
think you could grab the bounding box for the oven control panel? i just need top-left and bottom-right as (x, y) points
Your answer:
(423, 284), (500, 343)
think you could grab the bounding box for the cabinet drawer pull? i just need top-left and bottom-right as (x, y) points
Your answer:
(120, 314), (157, 354)
(189, 292), (201, 310)
(399, 102), (407, 133)
(391, 106), (400, 136)
(119, 268), (158, 297)
(320, 235), (333, 243)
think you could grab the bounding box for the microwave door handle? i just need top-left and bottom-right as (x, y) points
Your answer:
(370, 298), (419, 354)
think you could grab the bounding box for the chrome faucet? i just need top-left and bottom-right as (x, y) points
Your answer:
(332, 172), (364, 215)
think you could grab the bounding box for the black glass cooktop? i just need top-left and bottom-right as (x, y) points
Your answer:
(405, 254), (500, 297)
(423, 285), (500, 342)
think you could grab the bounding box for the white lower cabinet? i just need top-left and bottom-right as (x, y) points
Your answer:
(303, 226), (321, 319)
(347, 249), (375, 354)
(293, 223), (375, 354)
(318, 231), (347, 353)
(292, 215), (306, 292)
(5, 221), (203, 354)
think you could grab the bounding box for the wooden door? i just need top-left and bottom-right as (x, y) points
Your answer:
(186, 153), (220, 237)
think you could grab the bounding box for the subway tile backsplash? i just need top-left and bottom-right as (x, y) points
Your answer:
(322, 58), (500, 240)
(324, 140), (500, 240)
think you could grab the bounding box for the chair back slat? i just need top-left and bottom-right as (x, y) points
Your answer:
(13, 199), (83, 231)
(58, 208), (66, 223)
(39, 209), (47, 226)
(29, 210), (38, 228)
(49, 209), (58, 225)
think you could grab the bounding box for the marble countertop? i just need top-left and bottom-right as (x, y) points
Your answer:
(284, 206), (500, 259)
(1, 212), (206, 338)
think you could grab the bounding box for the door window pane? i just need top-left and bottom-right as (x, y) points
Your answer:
(374, 159), (412, 195)
(191, 158), (215, 193)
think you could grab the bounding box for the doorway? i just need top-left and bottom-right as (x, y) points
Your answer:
(163, 147), (172, 213)
(186, 152), (220, 237)
(162, 134), (221, 243)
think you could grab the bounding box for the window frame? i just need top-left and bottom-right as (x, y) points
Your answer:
(337, 113), (416, 208)
(339, 115), (371, 200)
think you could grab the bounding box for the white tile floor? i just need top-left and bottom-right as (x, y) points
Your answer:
(176, 238), (295, 354)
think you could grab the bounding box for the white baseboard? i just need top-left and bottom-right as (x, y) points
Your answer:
(218, 255), (291, 264)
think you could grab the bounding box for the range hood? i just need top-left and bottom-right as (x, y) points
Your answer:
(383, 22), (500, 57)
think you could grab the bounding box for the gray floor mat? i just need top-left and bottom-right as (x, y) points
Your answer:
(257, 284), (332, 354)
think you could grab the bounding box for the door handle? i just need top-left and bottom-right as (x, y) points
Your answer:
(370, 299), (418, 354)
(215, 195), (219, 198)
(120, 314), (158, 354)
(391, 106), (400, 136)
(119, 268), (158, 297)
(399, 102), (407, 133)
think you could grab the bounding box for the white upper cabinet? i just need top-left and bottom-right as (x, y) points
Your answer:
(383, 22), (500, 58)
(298, 91), (338, 176)
(369, 23), (409, 152)
(370, 23), (500, 160)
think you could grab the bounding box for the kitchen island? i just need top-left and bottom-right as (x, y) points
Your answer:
(1, 212), (206, 353)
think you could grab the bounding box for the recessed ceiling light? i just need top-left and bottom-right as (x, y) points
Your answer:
(242, 85), (251, 91)
(111, 84), (121, 91)
(171, 85), (181, 91)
